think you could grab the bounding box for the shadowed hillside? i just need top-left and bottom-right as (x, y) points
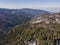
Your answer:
(0, 8), (50, 39)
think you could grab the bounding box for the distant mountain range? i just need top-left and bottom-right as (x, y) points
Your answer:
(0, 8), (50, 29)
(0, 8), (50, 40)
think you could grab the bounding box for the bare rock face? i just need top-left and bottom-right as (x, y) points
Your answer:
(30, 13), (60, 25)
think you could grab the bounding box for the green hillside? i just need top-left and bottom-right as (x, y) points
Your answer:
(1, 22), (60, 45)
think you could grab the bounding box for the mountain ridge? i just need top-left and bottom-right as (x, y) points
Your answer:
(0, 8), (50, 29)
(0, 8), (50, 40)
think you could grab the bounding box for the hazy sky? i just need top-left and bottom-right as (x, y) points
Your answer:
(0, 0), (60, 12)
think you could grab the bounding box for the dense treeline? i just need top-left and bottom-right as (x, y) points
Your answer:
(0, 22), (60, 45)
